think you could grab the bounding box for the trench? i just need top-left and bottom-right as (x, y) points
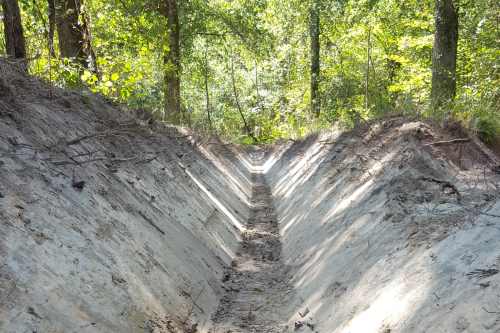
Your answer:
(209, 150), (295, 333)
(2, 73), (499, 332)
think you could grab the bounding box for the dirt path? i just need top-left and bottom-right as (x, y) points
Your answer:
(210, 166), (295, 332)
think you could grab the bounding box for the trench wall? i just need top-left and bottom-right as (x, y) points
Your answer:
(265, 124), (500, 332)
(0, 64), (254, 332)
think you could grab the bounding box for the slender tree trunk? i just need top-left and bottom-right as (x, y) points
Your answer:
(431, 0), (459, 109)
(47, 0), (56, 56)
(255, 60), (260, 100)
(309, 0), (320, 117)
(54, 0), (94, 69)
(365, 27), (371, 113)
(2, 0), (26, 62)
(82, 10), (98, 74)
(160, 0), (181, 123)
(230, 52), (254, 141)
(204, 43), (212, 130)
(255, 60), (265, 115)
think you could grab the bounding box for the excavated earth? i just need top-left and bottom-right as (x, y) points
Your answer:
(1, 60), (500, 333)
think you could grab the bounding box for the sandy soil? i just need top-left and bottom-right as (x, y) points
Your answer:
(210, 152), (297, 333)
(265, 120), (500, 333)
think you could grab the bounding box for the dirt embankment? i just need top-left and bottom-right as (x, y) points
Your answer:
(0, 60), (253, 332)
(265, 119), (500, 332)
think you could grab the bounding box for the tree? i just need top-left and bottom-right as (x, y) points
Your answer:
(54, 0), (95, 69)
(1, 0), (26, 61)
(47, 0), (56, 56)
(160, 0), (181, 122)
(310, 0), (320, 117)
(203, 41), (213, 130)
(229, 46), (254, 141)
(7, 0), (499, 142)
(431, 0), (459, 109)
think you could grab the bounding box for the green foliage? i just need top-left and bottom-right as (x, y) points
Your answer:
(1, 0), (498, 143)
(476, 115), (500, 144)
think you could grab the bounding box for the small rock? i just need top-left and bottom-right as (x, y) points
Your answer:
(0, 191), (4, 198)
(72, 180), (86, 191)
(111, 273), (127, 285)
(479, 281), (490, 288)
(294, 321), (304, 330)
(222, 272), (231, 282)
(105, 163), (118, 173)
(27, 306), (43, 319)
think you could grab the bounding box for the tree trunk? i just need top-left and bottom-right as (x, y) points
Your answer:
(204, 43), (212, 130)
(365, 27), (371, 113)
(255, 60), (260, 101)
(431, 0), (458, 109)
(1, 0), (26, 61)
(160, 0), (181, 123)
(47, 0), (56, 56)
(309, 0), (320, 117)
(230, 51), (255, 142)
(54, 0), (94, 69)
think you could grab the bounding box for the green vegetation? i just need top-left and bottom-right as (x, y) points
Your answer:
(1, 0), (499, 143)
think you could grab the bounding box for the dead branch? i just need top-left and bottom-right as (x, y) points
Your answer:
(134, 155), (159, 164)
(425, 138), (470, 146)
(482, 307), (500, 314)
(112, 156), (139, 163)
(467, 268), (499, 279)
(167, 134), (192, 139)
(478, 211), (500, 218)
(50, 155), (139, 166)
(66, 129), (133, 146)
(467, 208), (500, 219)
(138, 211), (165, 235)
(191, 285), (206, 314)
(183, 287), (205, 315)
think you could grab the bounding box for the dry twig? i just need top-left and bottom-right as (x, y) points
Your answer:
(425, 138), (470, 146)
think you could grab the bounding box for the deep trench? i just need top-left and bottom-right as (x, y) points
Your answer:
(210, 153), (295, 332)
(2, 60), (500, 333)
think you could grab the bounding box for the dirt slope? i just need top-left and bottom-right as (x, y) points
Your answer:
(0, 60), (253, 332)
(265, 120), (500, 332)
(1, 60), (500, 333)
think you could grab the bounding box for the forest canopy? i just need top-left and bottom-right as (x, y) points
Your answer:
(1, 0), (499, 143)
